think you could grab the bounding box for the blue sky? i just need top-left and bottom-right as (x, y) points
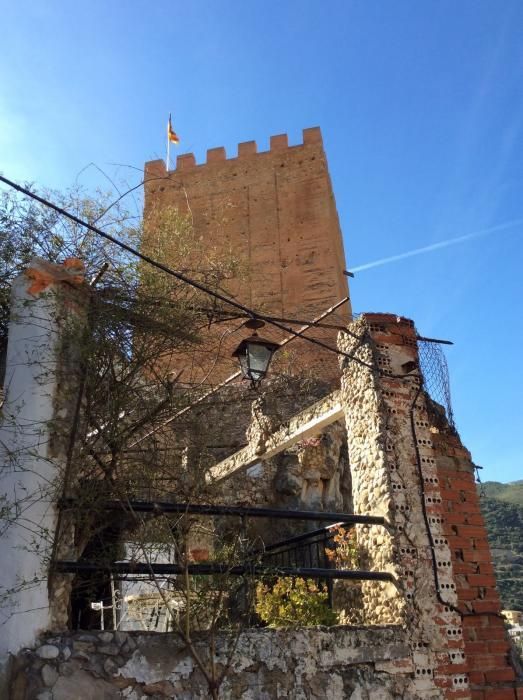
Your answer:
(1, 1), (522, 482)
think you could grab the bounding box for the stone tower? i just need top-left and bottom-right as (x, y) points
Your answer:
(143, 127), (351, 384)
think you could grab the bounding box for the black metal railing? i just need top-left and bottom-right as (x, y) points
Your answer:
(250, 521), (354, 607)
(254, 522), (343, 569)
(55, 500), (392, 584)
(54, 560), (391, 582)
(58, 498), (385, 525)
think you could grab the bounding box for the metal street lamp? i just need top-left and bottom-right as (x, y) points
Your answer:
(232, 319), (279, 387)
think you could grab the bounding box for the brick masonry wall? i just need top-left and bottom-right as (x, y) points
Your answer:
(431, 414), (521, 699)
(143, 127), (350, 384)
(338, 312), (521, 700)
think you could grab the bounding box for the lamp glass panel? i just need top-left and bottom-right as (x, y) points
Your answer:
(238, 353), (250, 379)
(246, 342), (273, 381)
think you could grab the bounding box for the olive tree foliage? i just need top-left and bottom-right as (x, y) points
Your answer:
(0, 184), (257, 697)
(0, 184), (244, 508)
(0, 183), (343, 698)
(0, 183), (242, 452)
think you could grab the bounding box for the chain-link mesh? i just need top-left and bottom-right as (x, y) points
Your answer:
(418, 340), (455, 428)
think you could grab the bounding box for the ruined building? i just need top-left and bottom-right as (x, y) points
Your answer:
(0, 129), (521, 699)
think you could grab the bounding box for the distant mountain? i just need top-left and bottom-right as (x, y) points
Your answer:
(480, 480), (523, 506)
(478, 480), (523, 611)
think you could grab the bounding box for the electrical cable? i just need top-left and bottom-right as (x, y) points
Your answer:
(0, 174), (374, 370)
(7, 180), (518, 685)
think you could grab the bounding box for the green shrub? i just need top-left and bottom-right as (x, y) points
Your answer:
(255, 577), (338, 628)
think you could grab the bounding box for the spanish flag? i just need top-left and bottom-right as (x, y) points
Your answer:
(167, 114), (180, 144)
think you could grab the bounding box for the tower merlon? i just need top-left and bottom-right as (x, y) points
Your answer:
(270, 134), (289, 150)
(177, 153), (197, 170)
(238, 140), (257, 157)
(144, 127), (326, 175)
(302, 126), (322, 145)
(206, 146), (226, 163)
(144, 158), (167, 179)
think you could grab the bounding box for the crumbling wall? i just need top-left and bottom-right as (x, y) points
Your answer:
(178, 375), (334, 467)
(216, 418), (350, 512)
(338, 313), (471, 697)
(10, 626), (416, 700)
(338, 317), (406, 628)
(4, 282), (520, 699)
(206, 388), (350, 551)
(339, 313), (521, 699)
(429, 404), (521, 696)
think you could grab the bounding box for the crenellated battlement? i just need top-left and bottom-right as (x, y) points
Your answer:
(145, 126), (323, 174)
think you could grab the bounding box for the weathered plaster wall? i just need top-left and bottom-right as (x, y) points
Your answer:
(10, 626), (416, 700)
(0, 259), (86, 665)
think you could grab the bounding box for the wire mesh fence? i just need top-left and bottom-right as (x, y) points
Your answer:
(418, 340), (455, 428)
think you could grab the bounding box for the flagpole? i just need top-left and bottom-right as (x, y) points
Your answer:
(166, 114), (171, 170)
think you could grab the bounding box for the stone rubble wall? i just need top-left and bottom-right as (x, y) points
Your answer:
(179, 375), (334, 468)
(338, 318), (404, 627)
(217, 417), (351, 513)
(194, 386), (352, 556)
(10, 626), (417, 700)
(213, 417), (352, 551)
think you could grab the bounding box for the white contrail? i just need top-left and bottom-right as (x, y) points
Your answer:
(350, 218), (523, 273)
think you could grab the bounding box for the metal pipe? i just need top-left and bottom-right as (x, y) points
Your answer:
(58, 498), (386, 525)
(416, 335), (453, 346)
(53, 560), (395, 582)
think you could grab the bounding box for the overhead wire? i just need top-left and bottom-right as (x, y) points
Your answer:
(8, 179), (512, 647)
(0, 174), (373, 370)
(18, 184), (508, 636)
(124, 295), (353, 450)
